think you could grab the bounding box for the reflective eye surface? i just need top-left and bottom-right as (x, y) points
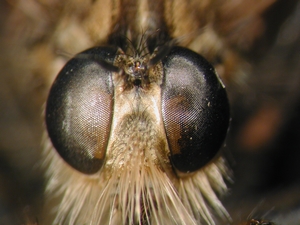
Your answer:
(46, 45), (229, 175)
(161, 46), (230, 173)
(45, 47), (117, 174)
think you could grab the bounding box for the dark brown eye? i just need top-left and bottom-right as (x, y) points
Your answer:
(161, 46), (230, 173)
(45, 46), (118, 174)
(46, 45), (229, 175)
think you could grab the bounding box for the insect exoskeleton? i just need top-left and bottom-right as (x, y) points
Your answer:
(44, 38), (230, 224)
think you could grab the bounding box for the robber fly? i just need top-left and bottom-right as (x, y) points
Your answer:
(1, 0), (300, 225)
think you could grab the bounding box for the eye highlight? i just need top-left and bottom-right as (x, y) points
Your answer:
(45, 44), (229, 176)
(161, 46), (230, 173)
(45, 47), (117, 174)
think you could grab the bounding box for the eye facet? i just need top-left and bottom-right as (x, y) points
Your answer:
(46, 44), (229, 175)
(45, 46), (118, 174)
(161, 46), (230, 173)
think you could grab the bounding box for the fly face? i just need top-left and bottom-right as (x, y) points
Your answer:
(2, 0), (298, 225)
(45, 34), (230, 224)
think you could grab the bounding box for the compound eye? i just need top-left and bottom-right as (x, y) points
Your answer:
(45, 46), (118, 174)
(162, 47), (230, 173)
